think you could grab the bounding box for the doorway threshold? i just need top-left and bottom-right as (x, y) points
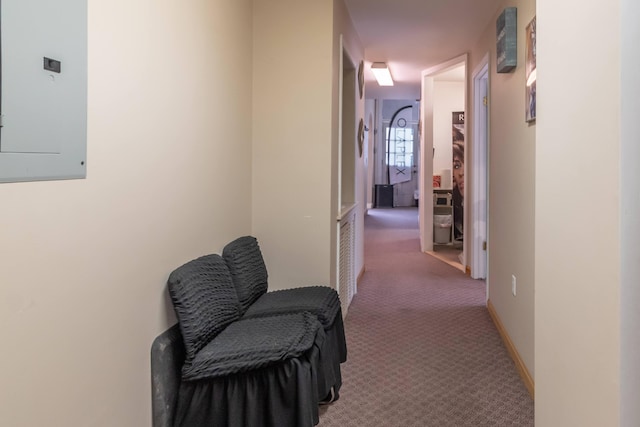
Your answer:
(426, 245), (464, 273)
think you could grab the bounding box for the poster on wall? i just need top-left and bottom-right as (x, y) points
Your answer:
(452, 112), (465, 242)
(525, 16), (537, 122)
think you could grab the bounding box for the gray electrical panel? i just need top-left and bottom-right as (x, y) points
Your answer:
(0, 0), (87, 183)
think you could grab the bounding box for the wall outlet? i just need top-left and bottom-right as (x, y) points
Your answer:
(511, 275), (517, 296)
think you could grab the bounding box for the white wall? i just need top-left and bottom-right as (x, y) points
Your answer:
(433, 81), (465, 186)
(469, 0), (535, 379)
(536, 0), (622, 425)
(252, 0), (363, 291)
(0, 1), (253, 426)
(252, 0), (334, 290)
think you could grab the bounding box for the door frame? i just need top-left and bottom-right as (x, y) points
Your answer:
(471, 54), (490, 282)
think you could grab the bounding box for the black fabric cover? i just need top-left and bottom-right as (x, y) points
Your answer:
(242, 290), (348, 393)
(245, 286), (341, 329)
(245, 287), (347, 363)
(313, 310), (345, 400)
(183, 312), (322, 381)
(325, 307), (348, 365)
(222, 235), (347, 364)
(222, 236), (269, 314)
(222, 236), (341, 327)
(174, 328), (325, 427)
(168, 254), (241, 363)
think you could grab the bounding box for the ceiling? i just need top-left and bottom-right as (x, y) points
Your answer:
(343, 0), (504, 99)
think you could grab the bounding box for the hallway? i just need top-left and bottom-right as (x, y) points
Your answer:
(318, 208), (534, 426)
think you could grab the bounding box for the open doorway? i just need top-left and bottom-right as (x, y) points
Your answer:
(420, 55), (467, 273)
(371, 100), (421, 209)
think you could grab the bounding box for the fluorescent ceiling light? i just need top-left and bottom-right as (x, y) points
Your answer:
(371, 62), (394, 86)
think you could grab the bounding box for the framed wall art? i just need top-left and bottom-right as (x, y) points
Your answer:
(525, 16), (536, 122)
(357, 60), (364, 99)
(358, 118), (364, 157)
(496, 7), (517, 73)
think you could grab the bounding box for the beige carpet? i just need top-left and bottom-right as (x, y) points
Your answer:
(318, 208), (534, 426)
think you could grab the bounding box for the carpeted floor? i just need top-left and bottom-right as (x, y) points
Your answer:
(318, 207), (534, 426)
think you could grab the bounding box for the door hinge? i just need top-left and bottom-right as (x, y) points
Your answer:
(483, 96), (488, 106)
(483, 241), (487, 251)
(0, 115), (4, 128)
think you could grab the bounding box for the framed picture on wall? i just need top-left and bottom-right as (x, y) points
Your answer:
(358, 60), (364, 99)
(525, 16), (536, 122)
(496, 7), (517, 73)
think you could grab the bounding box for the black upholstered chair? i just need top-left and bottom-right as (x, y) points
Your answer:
(222, 236), (347, 401)
(167, 254), (326, 427)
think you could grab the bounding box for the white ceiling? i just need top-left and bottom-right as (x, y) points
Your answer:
(344, 0), (503, 99)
